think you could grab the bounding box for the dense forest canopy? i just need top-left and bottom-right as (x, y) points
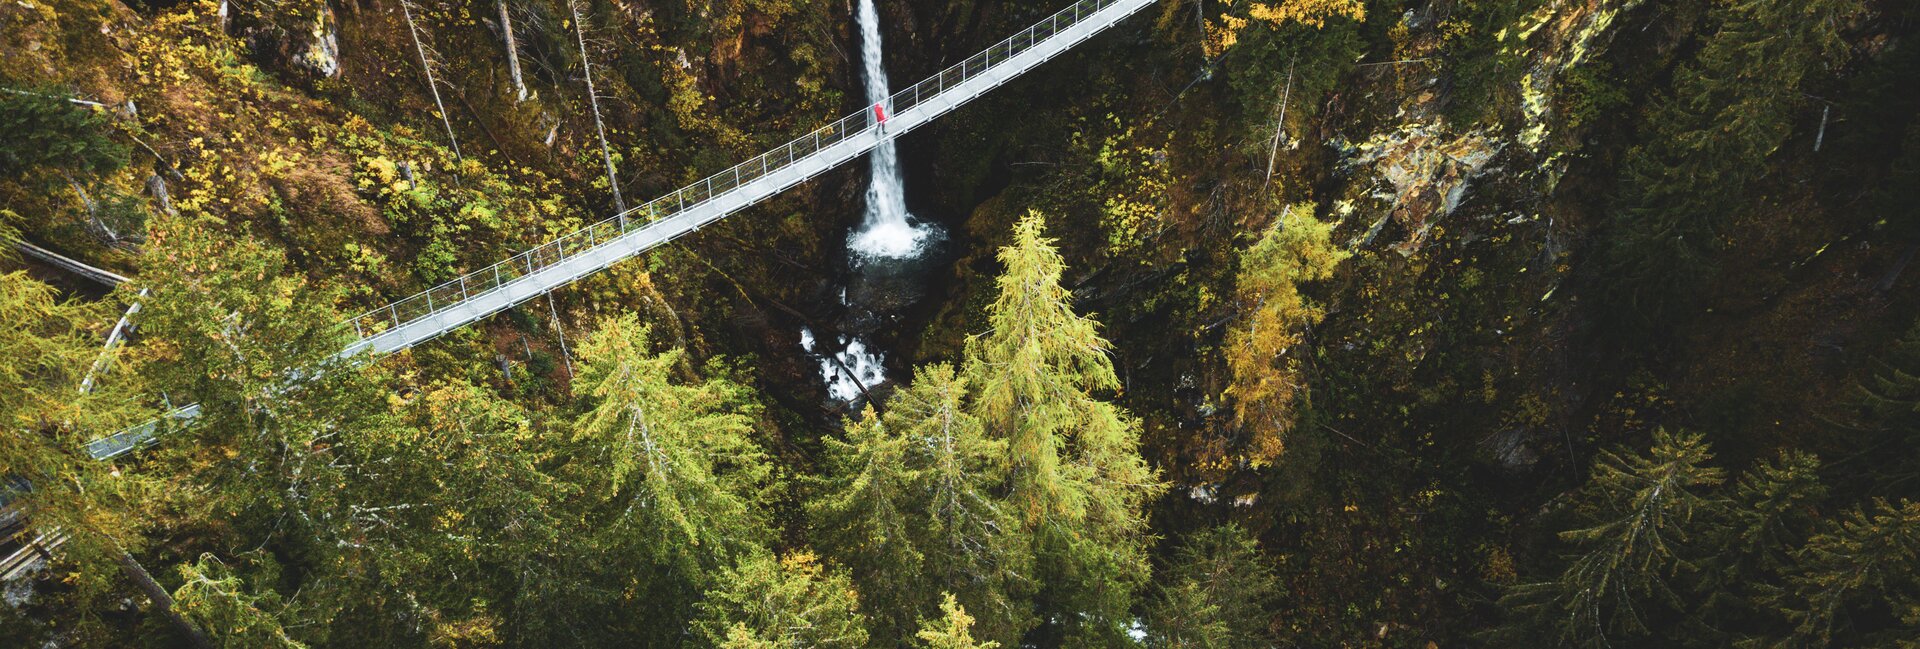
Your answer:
(1, 0), (1917, 645)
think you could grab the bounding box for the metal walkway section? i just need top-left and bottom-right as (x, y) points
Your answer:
(87, 0), (1157, 460)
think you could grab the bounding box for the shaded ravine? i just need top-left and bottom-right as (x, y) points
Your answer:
(803, 0), (945, 403)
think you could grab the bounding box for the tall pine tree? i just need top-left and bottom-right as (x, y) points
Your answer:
(1838, 321), (1920, 496)
(1776, 499), (1920, 647)
(690, 552), (869, 648)
(898, 365), (1034, 646)
(0, 214), (160, 642)
(1222, 203), (1348, 470)
(1696, 451), (1827, 645)
(808, 405), (926, 644)
(914, 594), (1002, 649)
(574, 314), (772, 567)
(964, 211), (1162, 646)
(568, 314), (775, 643)
(1146, 524), (1281, 649)
(1499, 429), (1726, 647)
(809, 364), (1033, 647)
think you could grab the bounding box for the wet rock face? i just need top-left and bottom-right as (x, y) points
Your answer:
(1509, 0), (1639, 152)
(227, 0), (341, 80)
(296, 3), (340, 79)
(1331, 0), (1636, 255)
(1343, 123), (1501, 254)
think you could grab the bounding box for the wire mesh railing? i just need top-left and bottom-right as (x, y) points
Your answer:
(342, 0), (1129, 346)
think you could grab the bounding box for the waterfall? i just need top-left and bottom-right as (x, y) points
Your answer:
(846, 0), (938, 261)
(801, 0), (948, 405)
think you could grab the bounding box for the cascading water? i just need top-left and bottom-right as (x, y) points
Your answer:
(801, 326), (888, 402)
(801, 0), (945, 403)
(846, 0), (939, 260)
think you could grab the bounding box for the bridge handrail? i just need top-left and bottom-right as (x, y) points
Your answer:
(342, 0), (1124, 344)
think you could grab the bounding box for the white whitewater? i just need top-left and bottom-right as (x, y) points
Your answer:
(846, 0), (938, 261)
(801, 327), (888, 402)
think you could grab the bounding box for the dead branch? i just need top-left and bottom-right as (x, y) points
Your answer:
(400, 0), (462, 160)
(568, 0), (626, 221)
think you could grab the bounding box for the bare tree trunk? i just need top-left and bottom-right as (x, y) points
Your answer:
(497, 0), (529, 102)
(1194, 0), (1207, 59)
(116, 549), (214, 649)
(1814, 104), (1830, 153)
(0, 87), (105, 107)
(1263, 61), (1295, 191)
(547, 293), (575, 382)
(14, 241), (129, 287)
(81, 288), (147, 394)
(568, 0), (627, 222)
(61, 172), (115, 242)
(401, 0), (462, 160)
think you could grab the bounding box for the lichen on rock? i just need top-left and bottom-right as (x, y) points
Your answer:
(1341, 122), (1502, 253)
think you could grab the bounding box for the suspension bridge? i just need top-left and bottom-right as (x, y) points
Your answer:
(79, 0), (1156, 461)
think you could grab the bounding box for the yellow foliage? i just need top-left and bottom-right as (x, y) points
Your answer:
(1247, 0), (1366, 28)
(1092, 127), (1171, 260)
(1222, 204), (1348, 468)
(1205, 0), (1366, 56)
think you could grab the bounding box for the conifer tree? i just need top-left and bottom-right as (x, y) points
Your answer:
(690, 552), (869, 648)
(808, 405), (926, 644)
(345, 379), (567, 645)
(1499, 429), (1726, 648)
(810, 364), (1033, 646)
(964, 211), (1162, 645)
(894, 365), (1034, 646)
(914, 594), (1001, 649)
(134, 217), (367, 472)
(1222, 203), (1347, 469)
(573, 314), (773, 572)
(0, 214), (140, 532)
(1723, 452), (1827, 578)
(134, 217), (399, 643)
(1598, 0), (1864, 332)
(527, 315), (782, 644)
(1695, 451), (1826, 644)
(172, 554), (304, 649)
(0, 89), (128, 181)
(0, 216), (164, 641)
(1839, 321), (1920, 494)
(1146, 524), (1281, 649)
(1776, 499), (1920, 647)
